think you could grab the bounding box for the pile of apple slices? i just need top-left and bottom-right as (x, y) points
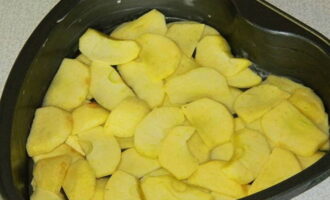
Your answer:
(27, 9), (329, 200)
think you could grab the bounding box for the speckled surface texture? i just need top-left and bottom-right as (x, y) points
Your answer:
(0, 0), (329, 199)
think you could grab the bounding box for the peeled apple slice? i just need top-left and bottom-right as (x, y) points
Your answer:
(202, 25), (221, 37)
(196, 36), (251, 76)
(141, 175), (213, 200)
(187, 161), (246, 198)
(33, 155), (71, 193)
(104, 171), (142, 200)
(63, 159), (96, 200)
(26, 106), (72, 156)
(65, 135), (85, 155)
(116, 137), (134, 149)
(234, 118), (245, 131)
(222, 129), (270, 184)
(119, 61), (165, 108)
(118, 148), (160, 178)
(104, 97), (150, 138)
(217, 87), (242, 114)
(134, 107), (185, 158)
(159, 126), (199, 179)
(245, 119), (263, 133)
(188, 133), (210, 163)
(165, 67), (230, 105)
(110, 9), (167, 40)
(234, 84), (290, 123)
(135, 33), (181, 79)
(76, 54), (92, 66)
(33, 144), (82, 163)
(227, 68), (262, 88)
(78, 127), (121, 177)
(262, 101), (328, 156)
(43, 59), (89, 111)
(211, 192), (236, 200)
(182, 98), (234, 148)
(263, 75), (305, 93)
(211, 142), (234, 161)
(90, 61), (134, 110)
(91, 178), (108, 200)
(145, 168), (171, 177)
(249, 148), (302, 194)
(31, 189), (64, 200)
(297, 152), (325, 169)
(166, 23), (205, 57)
(72, 102), (109, 134)
(167, 55), (200, 79)
(79, 29), (140, 65)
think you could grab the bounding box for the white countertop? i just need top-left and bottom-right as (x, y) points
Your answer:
(0, 0), (329, 199)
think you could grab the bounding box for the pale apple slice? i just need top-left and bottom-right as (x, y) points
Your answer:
(165, 67), (230, 105)
(134, 107), (185, 158)
(79, 29), (140, 65)
(159, 126), (199, 179)
(104, 97), (150, 138)
(166, 23), (205, 57)
(196, 35), (251, 76)
(63, 159), (96, 200)
(167, 54), (200, 79)
(116, 137), (134, 149)
(118, 148), (160, 178)
(289, 88), (328, 132)
(234, 84), (290, 123)
(110, 9), (167, 40)
(26, 106), (72, 156)
(187, 133), (210, 163)
(118, 61), (165, 107)
(72, 102), (109, 134)
(76, 54), (92, 66)
(182, 98), (234, 148)
(91, 178), (108, 200)
(262, 101), (328, 156)
(321, 140), (330, 151)
(90, 61), (134, 110)
(297, 152), (325, 169)
(135, 33), (182, 79)
(33, 144), (82, 163)
(30, 189), (64, 200)
(141, 175), (213, 200)
(249, 148), (302, 194)
(43, 59), (89, 111)
(263, 75), (305, 93)
(245, 119), (263, 133)
(227, 68), (262, 88)
(33, 155), (71, 193)
(145, 168), (171, 177)
(187, 161), (246, 198)
(65, 135), (85, 155)
(202, 25), (221, 37)
(78, 127), (121, 177)
(211, 142), (234, 161)
(222, 129), (270, 184)
(104, 171), (142, 200)
(217, 87), (243, 114)
(234, 118), (245, 131)
(211, 192), (236, 200)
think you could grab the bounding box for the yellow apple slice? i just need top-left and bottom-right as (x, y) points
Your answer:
(227, 68), (262, 88)
(65, 135), (85, 155)
(159, 126), (199, 179)
(263, 75), (305, 93)
(297, 152), (325, 169)
(116, 137), (134, 149)
(31, 189), (64, 200)
(91, 178), (108, 200)
(110, 9), (167, 40)
(211, 192), (236, 200)
(187, 161), (246, 198)
(262, 101), (328, 156)
(246, 119), (263, 133)
(72, 102), (109, 134)
(78, 127), (121, 177)
(26, 106), (72, 156)
(63, 159), (96, 200)
(104, 97), (150, 137)
(167, 54), (200, 79)
(33, 155), (71, 193)
(90, 61), (134, 110)
(43, 59), (89, 111)
(249, 148), (302, 194)
(145, 168), (171, 177)
(196, 35), (251, 76)
(187, 133), (210, 163)
(141, 175), (213, 200)
(76, 54), (92, 66)
(135, 33), (181, 79)
(134, 107), (185, 158)
(104, 171), (142, 200)
(118, 61), (165, 108)
(79, 29), (140, 65)
(166, 23), (205, 57)
(234, 84), (290, 123)
(118, 148), (160, 178)
(211, 142), (234, 161)
(222, 129), (270, 184)
(182, 98), (234, 148)
(202, 25), (221, 37)
(165, 67), (230, 105)
(33, 144), (82, 163)
(234, 118), (245, 131)
(217, 88), (243, 114)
